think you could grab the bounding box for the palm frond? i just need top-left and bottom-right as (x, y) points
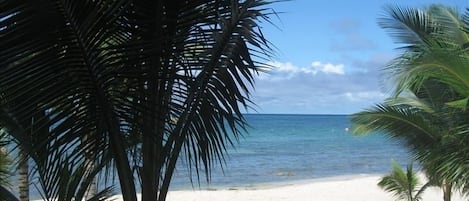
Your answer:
(392, 49), (469, 98)
(379, 5), (435, 51)
(384, 95), (435, 114)
(33, 146), (114, 201)
(351, 104), (439, 148)
(428, 5), (469, 47)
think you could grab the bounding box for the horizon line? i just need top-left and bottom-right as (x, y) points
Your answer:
(242, 113), (351, 116)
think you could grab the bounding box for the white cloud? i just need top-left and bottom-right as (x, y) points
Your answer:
(260, 61), (345, 80)
(344, 91), (386, 102)
(275, 62), (299, 73)
(311, 61), (345, 75)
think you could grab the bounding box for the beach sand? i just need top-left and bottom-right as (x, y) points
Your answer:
(108, 175), (466, 201)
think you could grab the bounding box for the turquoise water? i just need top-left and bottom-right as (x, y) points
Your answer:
(170, 114), (410, 189)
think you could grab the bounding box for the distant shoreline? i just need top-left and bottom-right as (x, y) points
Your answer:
(165, 173), (385, 192)
(180, 173), (383, 191)
(101, 174), (465, 201)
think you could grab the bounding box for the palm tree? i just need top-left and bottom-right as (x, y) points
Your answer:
(378, 161), (430, 201)
(380, 5), (469, 197)
(351, 4), (469, 201)
(1, 1), (275, 201)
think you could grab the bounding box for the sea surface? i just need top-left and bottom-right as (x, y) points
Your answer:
(169, 114), (410, 190)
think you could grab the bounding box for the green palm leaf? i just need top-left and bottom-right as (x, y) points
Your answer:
(351, 103), (439, 152)
(428, 5), (469, 45)
(378, 5), (434, 51)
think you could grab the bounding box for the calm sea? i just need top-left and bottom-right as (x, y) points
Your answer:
(170, 114), (410, 190)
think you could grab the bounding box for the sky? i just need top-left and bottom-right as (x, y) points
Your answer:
(246, 0), (468, 115)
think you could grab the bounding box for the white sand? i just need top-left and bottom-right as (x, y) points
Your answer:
(109, 174), (466, 201)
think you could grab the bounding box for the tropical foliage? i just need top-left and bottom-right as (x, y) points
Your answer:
(0, 0), (275, 201)
(378, 161), (429, 201)
(350, 4), (469, 201)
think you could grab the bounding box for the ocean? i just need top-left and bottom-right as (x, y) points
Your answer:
(169, 114), (410, 190)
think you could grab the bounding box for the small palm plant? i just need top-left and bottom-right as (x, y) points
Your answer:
(378, 161), (430, 201)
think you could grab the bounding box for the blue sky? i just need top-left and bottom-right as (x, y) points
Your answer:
(247, 0), (467, 114)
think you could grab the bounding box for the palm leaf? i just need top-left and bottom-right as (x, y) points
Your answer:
(391, 49), (469, 98)
(351, 104), (439, 148)
(378, 5), (435, 51)
(428, 5), (469, 46)
(35, 155), (113, 201)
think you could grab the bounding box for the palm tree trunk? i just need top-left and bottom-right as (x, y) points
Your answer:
(443, 182), (452, 201)
(18, 151), (28, 201)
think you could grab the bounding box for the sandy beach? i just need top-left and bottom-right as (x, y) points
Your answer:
(107, 175), (466, 201)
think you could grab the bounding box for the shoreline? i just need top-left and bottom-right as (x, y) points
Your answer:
(188, 173), (383, 191)
(106, 174), (466, 201)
